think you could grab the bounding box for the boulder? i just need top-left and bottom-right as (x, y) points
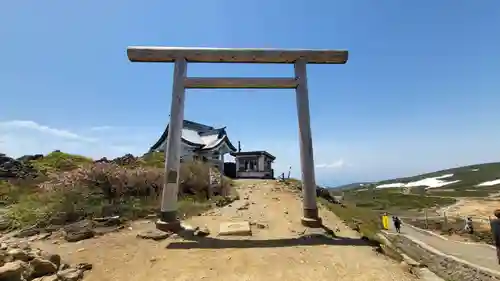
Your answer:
(57, 268), (84, 281)
(0, 154), (40, 179)
(0, 260), (28, 281)
(29, 257), (58, 278)
(137, 230), (171, 241)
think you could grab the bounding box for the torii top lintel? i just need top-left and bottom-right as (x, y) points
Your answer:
(127, 46), (348, 64)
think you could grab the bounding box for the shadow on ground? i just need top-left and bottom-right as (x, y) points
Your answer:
(166, 225), (374, 250)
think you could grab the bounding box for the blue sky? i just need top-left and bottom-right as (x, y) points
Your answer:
(1, 1), (499, 186)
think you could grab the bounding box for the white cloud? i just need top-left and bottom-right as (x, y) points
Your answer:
(315, 159), (345, 169)
(0, 120), (96, 142)
(0, 120), (151, 159)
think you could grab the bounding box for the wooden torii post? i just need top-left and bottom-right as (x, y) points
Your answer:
(127, 47), (349, 231)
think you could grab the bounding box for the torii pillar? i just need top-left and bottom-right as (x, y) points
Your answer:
(127, 47), (349, 231)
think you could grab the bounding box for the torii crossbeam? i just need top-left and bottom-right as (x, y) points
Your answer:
(126, 46), (349, 231)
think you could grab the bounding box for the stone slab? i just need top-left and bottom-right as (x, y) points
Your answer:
(218, 221), (252, 236)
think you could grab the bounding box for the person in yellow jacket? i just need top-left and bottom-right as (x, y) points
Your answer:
(382, 212), (389, 230)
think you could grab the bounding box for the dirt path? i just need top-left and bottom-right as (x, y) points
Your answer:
(32, 179), (417, 281)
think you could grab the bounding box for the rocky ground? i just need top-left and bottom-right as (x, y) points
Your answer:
(0, 153), (41, 179)
(0, 236), (92, 281)
(0, 179), (419, 281)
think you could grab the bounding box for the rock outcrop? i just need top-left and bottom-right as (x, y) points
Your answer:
(94, 154), (138, 166)
(0, 239), (92, 281)
(0, 154), (40, 179)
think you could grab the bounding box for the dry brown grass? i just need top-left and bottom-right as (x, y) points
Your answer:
(0, 152), (236, 228)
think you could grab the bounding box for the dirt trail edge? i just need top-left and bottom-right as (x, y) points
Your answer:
(32, 179), (417, 281)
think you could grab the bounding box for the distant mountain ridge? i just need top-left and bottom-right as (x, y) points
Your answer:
(328, 182), (370, 190)
(331, 162), (500, 192)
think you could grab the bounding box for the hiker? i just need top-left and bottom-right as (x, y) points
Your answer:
(382, 213), (389, 230)
(393, 216), (402, 233)
(490, 210), (500, 265)
(465, 217), (474, 234)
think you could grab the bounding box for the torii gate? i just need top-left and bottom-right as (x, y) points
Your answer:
(126, 47), (349, 232)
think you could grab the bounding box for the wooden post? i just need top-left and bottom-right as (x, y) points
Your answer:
(294, 59), (321, 228)
(443, 211), (448, 231)
(424, 208), (429, 229)
(156, 58), (187, 232)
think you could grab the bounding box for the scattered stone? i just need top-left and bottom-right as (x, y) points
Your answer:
(194, 227), (210, 237)
(75, 263), (92, 271)
(0, 217), (10, 231)
(8, 248), (30, 262)
(63, 220), (95, 242)
(42, 253), (61, 269)
(29, 257), (58, 278)
(59, 264), (70, 271)
(14, 226), (41, 238)
(92, 215), (120, 223)
(137, 230), (171, 241)
(0, 260), (28, 281)
(93, 225), (124, 236)
(219, 221), (252, 236)
(63, 229), (94, 243)
(32, 275), (59, 281)
(255, 223), (268, 229)
(237, 202), (250, 211)
(17, 242), (31, 250)
(57, 268), (83, 281)
(37, 233), (52, 241)
(181, 224), (197, 231)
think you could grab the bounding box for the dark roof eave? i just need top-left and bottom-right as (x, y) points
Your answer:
(150, 123), (236, 152)
(150, 125), (205, 151)
(149, 125), (170, 151)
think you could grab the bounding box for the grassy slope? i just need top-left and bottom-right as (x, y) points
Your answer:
(0, 151), (237, 229)
(375, 162), (500, 189)
(324, 162), (500, 244)
(330, 162), (500, 198)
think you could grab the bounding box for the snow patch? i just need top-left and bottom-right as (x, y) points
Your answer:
(476, 179), (500, 187)
(471, 168), (479, 172)
(376, 174), (459, 190)
(375, 183), (404, 189)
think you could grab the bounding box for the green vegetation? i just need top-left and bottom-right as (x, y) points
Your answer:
(324, 162), (500, 245)
(329, 162), (500, 199)
(319, 197), (382, 239)
(0, 151), (236, 229)
(281, 179), (383, 240)
(30, 151), (93, 174)
(426, 189), (492, 198)
(374, 162), (500, 191)
(408, 217), (495, 245)
(342, 188), (457, 212)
